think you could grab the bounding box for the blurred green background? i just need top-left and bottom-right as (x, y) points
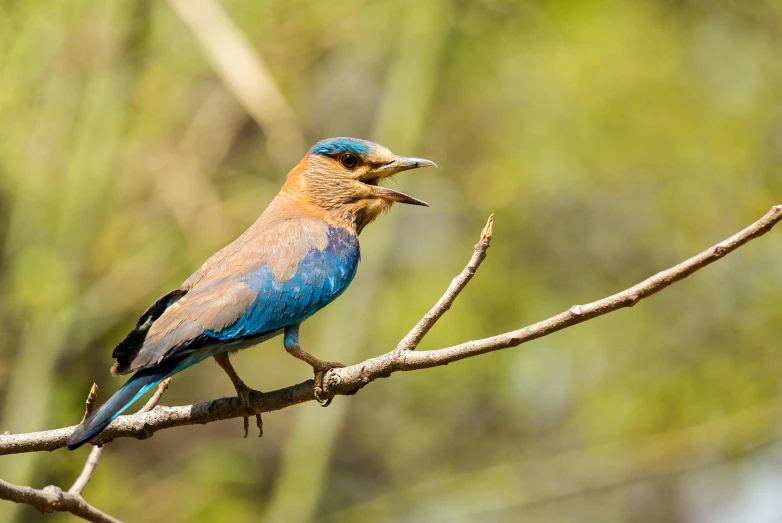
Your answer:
(1, 0), (781, 521)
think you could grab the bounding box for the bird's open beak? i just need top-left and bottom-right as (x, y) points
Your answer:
(361, 156), (437, 207)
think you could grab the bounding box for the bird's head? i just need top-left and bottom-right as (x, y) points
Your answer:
(281, 137), (436, 233)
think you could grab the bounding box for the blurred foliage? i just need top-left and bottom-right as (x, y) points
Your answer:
(1, 0), (781, 521)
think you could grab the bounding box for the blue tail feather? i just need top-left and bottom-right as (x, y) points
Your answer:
(67, 365), (174, 450)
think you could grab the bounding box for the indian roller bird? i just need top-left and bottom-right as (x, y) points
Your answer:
(67, 137), (435, 449)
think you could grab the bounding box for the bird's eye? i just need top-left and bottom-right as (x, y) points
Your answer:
(340, 153), (359, 169)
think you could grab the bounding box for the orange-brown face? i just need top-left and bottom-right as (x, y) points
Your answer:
(283, 137), (436, 233)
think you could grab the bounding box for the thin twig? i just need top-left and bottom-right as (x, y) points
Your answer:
(68, 446), (104, 496)
(0, 205), (779, 456)
(140, 378), (171, 413)
(395, 214), (493, 352)
(81, 384), (99, 423)
(0, 478), (123, 523)
(69, 383), (105, 496)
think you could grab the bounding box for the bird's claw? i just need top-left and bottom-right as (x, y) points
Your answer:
(312, 361), (345, 407)
(314, 387), (334, 407)
(236, 385), (263, 438)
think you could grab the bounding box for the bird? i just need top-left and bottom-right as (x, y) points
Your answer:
(67, 137), (435, 450)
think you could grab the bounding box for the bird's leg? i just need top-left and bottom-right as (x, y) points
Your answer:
(283, 324), (345, 406)
(213, 353), (263, 438)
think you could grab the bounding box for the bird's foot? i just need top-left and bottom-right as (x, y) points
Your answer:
(280, 331), (345, 406)
(213, 353), (263, 438)
(311, 360), (346, 407)
(234, 383), (263, 438)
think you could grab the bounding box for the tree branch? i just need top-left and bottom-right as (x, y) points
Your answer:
(0, 479), (123, 523)
(0, 205), (780, 457)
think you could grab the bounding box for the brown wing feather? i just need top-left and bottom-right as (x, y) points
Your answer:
(111, 279), (258, 375)
(182, 199), (328, 289)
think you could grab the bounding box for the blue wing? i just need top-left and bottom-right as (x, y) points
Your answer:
(210, 226), (360, 340)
